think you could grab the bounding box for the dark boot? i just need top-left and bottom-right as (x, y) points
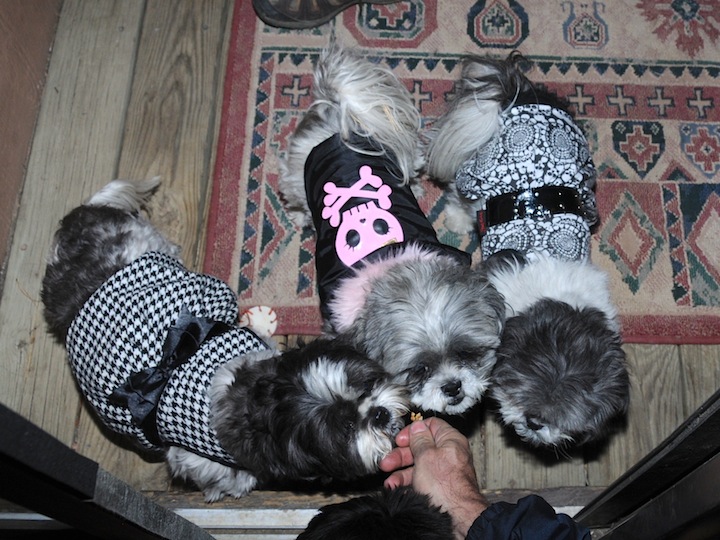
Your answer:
(253, 0), (401, 29)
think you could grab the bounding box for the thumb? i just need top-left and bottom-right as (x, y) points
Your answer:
(408, 420), (437, 458)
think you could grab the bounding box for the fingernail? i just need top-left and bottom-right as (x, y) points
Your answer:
(410, 421), (427, 433)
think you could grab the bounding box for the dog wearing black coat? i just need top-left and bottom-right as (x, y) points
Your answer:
(280, 44), (505, 417)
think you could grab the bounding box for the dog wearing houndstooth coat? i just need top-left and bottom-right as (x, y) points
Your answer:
(279, 43), (505, 416)
(427, 52), (629, 447)
(41, 177), (409, 501)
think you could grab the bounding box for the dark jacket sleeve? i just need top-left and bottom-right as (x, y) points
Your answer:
(466, 495), (591, 540)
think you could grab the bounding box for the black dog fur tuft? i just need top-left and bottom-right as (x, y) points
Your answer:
(297, 487), (454, 540)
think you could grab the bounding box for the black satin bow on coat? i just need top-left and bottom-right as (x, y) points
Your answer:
(109, 308), (233, 446)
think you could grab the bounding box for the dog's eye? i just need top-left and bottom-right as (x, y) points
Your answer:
(457, 347), (489, 365)
(359, 379), (376, 397)
(412, 363), (429, 375)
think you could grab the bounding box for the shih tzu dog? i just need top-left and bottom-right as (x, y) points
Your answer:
(426, 52), (629, 447)
(41, 177), (409, 501)
(297, 487), (453, 540)
(279, 43), (505, 416)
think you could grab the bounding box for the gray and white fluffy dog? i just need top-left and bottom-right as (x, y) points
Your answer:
(427, 52), (629, 447)
(279, 44), (505, 416)
(41, 177), (409, 501)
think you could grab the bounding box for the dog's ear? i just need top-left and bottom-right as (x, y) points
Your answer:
(250, 375), (275, 401)
(293, 335), (324, 351)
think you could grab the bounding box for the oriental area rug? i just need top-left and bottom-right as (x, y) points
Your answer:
(204, 0), (720, 343)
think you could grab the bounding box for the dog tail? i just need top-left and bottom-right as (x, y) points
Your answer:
(313, 42), (424, 183)
(426, 52), (533, 185)
(85, 176), (161, 212)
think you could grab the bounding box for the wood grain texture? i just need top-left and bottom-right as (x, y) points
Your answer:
(679, 344), (720, 416)
(586, 343), (684, 485)
(0, 0), (144, 446)
(115, 0), (234, 270)
(0, 0), (62, 291)
(74, 0), (234, 490)
(482, 410), (587, 490)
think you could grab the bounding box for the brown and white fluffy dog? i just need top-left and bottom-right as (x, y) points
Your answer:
(41, 177), (409, 500)
(427, 52), (629, 447)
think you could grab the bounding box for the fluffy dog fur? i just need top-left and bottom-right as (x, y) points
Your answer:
(427, 53), (629, 447)
(280, 45), (425, 229)
(41, 178), (409, 501)
(297, 488), (453, 540)
(280, 44), (505, 415)
(485, 251), (628, 446)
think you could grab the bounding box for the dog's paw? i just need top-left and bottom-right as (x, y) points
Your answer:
(203, 469), (258, 502)
(287, 208), (312, 229)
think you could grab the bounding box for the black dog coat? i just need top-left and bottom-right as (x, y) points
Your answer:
(305, 133), (469, 321)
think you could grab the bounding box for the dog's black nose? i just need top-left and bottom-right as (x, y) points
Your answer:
(441, 380), (462, 397)
(370, 407), (390, 427)
(526, 417), (544, 431)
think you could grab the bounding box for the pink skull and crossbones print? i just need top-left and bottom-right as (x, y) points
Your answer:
(304, 134), (469, 323)
(322, 164), (405, 266)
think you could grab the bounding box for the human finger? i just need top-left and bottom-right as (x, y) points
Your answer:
(383, 467), (414, 489)
(378, 445), (414, 472)
(407, 419), (439, 457)
(394, 417), (437, 448)
(393, 423), (412, 447)
(424, 417), (470, 448)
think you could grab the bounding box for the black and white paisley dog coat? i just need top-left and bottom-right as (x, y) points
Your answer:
(456, 102), (598, 262)
(66, 251), (267, 465)
(304, 133), (469, 323)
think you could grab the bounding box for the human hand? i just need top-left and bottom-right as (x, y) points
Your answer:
(379, 418), (488, 539)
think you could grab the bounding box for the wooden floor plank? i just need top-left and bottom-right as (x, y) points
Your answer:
(482, 411), (587, 490)
(116, 0), (234, 269)
(74, 0), (234, 490)
(679, 344), (720, 416)
(586, 343), (684, 486)
(0, 0), (145, 446)
(0, 0), (62, 291)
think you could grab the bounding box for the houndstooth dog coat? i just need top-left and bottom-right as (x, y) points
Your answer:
(305, 133), (469, 320)
(456, 103), (598, 262)
(66, 251), (267, 465)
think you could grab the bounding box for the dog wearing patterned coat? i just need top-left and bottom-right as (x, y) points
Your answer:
(41, 178), (410, 501)
(427, 52), (629, 447)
